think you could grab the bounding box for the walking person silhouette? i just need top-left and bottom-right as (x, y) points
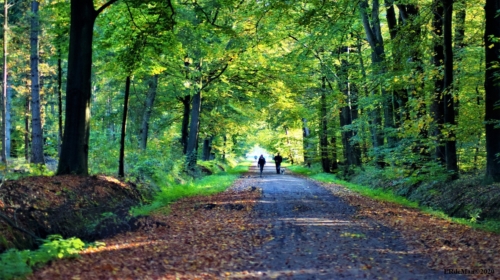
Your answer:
(274, 153), (283, 174)
(257, 154), (266, 178)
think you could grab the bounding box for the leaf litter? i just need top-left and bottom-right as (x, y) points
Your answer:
(25, 176), (500, 279)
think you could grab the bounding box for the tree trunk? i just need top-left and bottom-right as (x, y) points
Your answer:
(330, 136), (338, 171)
(57, 1), (96, 175)
(302, 118), (311, 167)
(202, 136), (212, 161)
(338, 47), (362, 168)
(359, 0), (388, 166)
(453, 3), (466, 120)
(180, 95), (191, 154)
(319, 77), (330, 173)
(186, 90), (202, 171)
(222, 134), (226, 161)
(57, 48), (63, 157)
(139, 75), (158, 150)
(30, 0), (44, 164)
(5, 73), (10, 158)
(431, 0), (446, 165)
(285, 126), (294, 164)
(25, 95), (30, 161)
(484, 0), (500, 183)
(384, 0), (405, 128)
(442, 0), (458, 179)
(118, 76), (131, 177)
(2, 0), (8, 164)
(57, 0), (118, 175)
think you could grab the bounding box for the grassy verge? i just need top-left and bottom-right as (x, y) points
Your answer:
(131, 162), (250, 216)
(288, 165), (500, 234)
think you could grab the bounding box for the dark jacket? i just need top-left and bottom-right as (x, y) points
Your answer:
(258, 157), (266, 166)
(274, 155), (283, 164)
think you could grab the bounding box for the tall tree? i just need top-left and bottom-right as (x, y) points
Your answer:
(319, 76), (330, 173)
(118, 76), (131, 177)
(359, 0), (393, 166)
(179, 95), (191, 154)
(337, 47), (361, 168)
(30, 0), (44, 164)
(430, 0), (446, 164)
(2, 0), (9, 163)
(484, 0), (500, 183)
(57, 0), (118, 175)
(302, 118), (312, 167)
(442, 0), (458, 178)
(186, 89), (201, 171)
(139, 75), (158, 150)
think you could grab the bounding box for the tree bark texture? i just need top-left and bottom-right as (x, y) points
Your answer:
(118, 76), (131, 177)
(30, 0), (44, 164)
(484, 0), (500, 182)
(140, 75), (158, 150)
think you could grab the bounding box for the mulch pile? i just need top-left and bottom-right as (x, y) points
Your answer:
(0, 175), (144, 251)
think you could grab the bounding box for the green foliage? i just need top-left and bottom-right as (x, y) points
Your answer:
(0, 235), (85, 280)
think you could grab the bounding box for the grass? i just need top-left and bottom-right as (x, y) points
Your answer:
(131, 163), (249, 216)
(288, 165), (500, 234)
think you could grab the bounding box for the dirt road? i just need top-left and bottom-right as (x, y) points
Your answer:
(232, 163), (461, 279)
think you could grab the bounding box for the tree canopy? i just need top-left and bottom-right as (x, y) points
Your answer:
(0, 0), (497, 184)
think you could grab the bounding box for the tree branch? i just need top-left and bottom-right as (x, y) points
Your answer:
(96, 0), (120, 16)
(202, 62), (230, 90)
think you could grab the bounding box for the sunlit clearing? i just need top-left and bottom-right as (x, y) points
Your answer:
(246, 145), (271, 160)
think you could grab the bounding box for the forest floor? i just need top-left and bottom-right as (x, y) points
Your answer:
(23, 164), (500, 279)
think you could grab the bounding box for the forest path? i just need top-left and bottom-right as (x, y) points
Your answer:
(29, 163), (498, 279)
(233, 162), (458, 279)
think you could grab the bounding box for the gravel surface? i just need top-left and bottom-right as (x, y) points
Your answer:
(230, 164), (463, 279)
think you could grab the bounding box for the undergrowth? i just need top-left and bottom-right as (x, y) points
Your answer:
(0, 235), (86, 280)
(288, 165), (500, 234)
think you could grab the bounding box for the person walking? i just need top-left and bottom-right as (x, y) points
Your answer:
(257, 154), (266, 177)
(274, 153), (283, 174)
